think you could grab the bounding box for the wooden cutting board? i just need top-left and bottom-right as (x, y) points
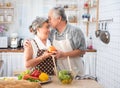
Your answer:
(0, 80), (41, 88)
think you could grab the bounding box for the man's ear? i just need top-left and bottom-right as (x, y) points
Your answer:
(58, 16), (62, 22)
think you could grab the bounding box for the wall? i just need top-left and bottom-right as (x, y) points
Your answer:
(0, 0), (55, 39)
(79, 0), (120, 88)
(93, 0), (120, 88)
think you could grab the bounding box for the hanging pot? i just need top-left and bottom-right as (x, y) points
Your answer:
(100, 22), (110, 44)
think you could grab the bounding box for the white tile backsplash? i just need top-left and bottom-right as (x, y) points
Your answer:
(93, 0), (120, 87)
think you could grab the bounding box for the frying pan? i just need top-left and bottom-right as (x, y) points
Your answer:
(100, 22), (110, 44)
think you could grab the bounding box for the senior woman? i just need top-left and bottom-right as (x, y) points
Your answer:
(24, 17), (55, 75)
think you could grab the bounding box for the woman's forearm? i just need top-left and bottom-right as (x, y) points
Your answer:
(25, 56), (43, 68)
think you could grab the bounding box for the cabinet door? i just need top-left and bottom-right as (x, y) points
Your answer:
(82, 52), (97, 76)
(0, 53), (3, 76)
(1, 52), (25, 76)
(0, 53), (2, 60)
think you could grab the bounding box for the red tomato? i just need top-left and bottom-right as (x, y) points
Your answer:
(23, 74), (39, 80)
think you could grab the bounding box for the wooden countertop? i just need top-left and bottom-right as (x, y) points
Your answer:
(42, 76), (102, 88)
(0, 48), (24, 52)
(86, 49), (97, 52)
(0, 48), (96, 53)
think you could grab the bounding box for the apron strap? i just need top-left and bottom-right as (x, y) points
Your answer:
(33, 39), (40, 50)
(53, 34), (56, 41)
(66, 34), (68, 40)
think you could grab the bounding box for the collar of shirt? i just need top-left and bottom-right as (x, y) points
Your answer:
(55, 23), (69, 36)
(34, 35), (51, 50)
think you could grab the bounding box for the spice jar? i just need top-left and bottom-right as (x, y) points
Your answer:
(0, 15), (4, 22)
(87, 36), (93, 49)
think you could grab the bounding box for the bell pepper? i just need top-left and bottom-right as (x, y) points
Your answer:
(30, 70), (41, 77)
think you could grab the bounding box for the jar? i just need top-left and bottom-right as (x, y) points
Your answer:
(7, 15), (12, 22)
(93, 0), (97, 6)
(0, 15), (4, 22)
(84, 2), (88, 8)
(6, 2), (11, 7)
(87, 36), (93, 49)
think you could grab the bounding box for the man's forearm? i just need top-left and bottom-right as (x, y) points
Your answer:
(63, 49), (86, 58)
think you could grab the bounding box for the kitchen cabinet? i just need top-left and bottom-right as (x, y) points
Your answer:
(55, 0), (80, 25)
(82, 0), (99, 36)
(0, 3), (14, 23)
(0, 48), (96, 77)
(0, 52), (25, 76)
(82, 51), (97, 77)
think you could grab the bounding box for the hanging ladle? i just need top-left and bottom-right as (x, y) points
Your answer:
(100, 22), (110, 44)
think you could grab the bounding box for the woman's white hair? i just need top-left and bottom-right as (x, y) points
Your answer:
(51, 6), (67, 21)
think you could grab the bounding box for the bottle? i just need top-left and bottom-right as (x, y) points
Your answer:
(87, 36), (93, 49)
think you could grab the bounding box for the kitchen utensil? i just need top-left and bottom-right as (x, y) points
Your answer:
(100, 22), (110, 44)
(75, 75), (97, 81)
(67, 56), (72, 71)
(95, 23), (101, 37)
(18, 38), (24, 48)
(10, 33), (18, 48)
(51, 55), (58, 76)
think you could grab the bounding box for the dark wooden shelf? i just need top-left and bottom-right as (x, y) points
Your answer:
(0, 48), (24, 52)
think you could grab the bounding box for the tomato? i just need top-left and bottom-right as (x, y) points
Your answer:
(23, 74), (39, 80)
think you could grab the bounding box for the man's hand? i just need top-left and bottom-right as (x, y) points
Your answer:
(55, 50), (65, 59)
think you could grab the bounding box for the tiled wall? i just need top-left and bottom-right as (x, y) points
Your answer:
(93, 0), (120, 88)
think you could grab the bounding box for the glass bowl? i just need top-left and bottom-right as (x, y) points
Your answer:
(58, 70), (74, 84)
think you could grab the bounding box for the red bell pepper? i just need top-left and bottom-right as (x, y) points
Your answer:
(30, 70), (41, 77)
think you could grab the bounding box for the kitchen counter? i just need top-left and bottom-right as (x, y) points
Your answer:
(42, 76), (102, 88)
(0, 48), (96, 53)
(0, 48), (24, 52)
(86, 49), (97, 52)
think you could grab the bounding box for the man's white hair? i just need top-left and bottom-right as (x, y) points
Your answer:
(51, 6), (67, 21)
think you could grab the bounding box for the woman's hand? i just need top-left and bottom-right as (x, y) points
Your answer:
(41, 51), (54, 60)
(23, 39), (31, 48)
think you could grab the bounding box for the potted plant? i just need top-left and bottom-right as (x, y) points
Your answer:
(0, 25), (8, 36)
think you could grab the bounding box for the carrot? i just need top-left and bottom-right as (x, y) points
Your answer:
(23, 74), (39, 80)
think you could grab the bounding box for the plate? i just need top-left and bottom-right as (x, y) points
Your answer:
(0, 77), (52, 84)
(39, 77), (52, 84)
